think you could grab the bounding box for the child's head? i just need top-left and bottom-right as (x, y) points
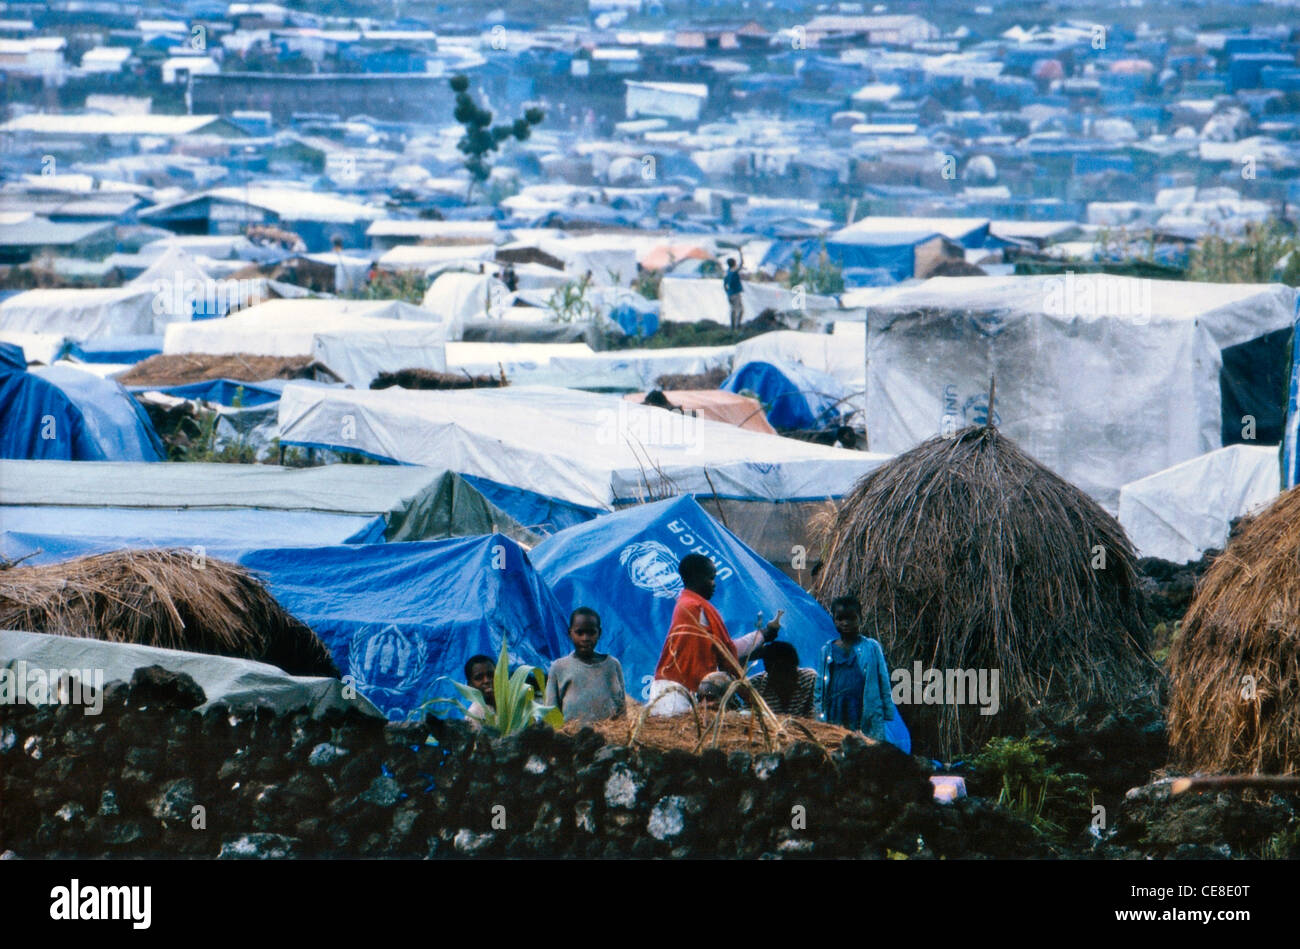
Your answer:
(698, 671), (735, 708)
(831, 596), (862, 639)
(726, 258), (736, 269)
(568, 606), (601, 659)
(464, 654), (495, 704)
(678, 553), (717, 599)
(761, 641), (799, 678)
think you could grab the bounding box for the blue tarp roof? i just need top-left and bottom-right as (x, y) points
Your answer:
(0, 341), (24, 372)
(235, 536), (570, 722)
(531, 495), (909, 751)
(125, 378), (287, 408)
(0, 505), (386, 562)
(0, 532), (569, 723)
(0, 363), (164, 462)
(720, 360), (848, 431)
(65, 335), (164, 365)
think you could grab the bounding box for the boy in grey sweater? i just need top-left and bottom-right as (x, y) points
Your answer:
(545, 607), (626, 724)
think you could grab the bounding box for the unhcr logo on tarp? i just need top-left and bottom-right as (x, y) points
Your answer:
(1042, 271), (1152, 325)
(595, 400), (702, 452)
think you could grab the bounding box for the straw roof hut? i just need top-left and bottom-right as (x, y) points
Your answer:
(1169, 487), (1300, 776)
(0, 549), (338, 678)
(815, 424), (1157, 759)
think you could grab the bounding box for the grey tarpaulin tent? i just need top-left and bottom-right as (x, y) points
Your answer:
(0, 460), (542, 548)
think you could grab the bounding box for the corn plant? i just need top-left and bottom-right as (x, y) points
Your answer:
(421, 639), (562, 737)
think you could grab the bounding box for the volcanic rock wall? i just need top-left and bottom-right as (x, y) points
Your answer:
(1, 667), (1049, 859)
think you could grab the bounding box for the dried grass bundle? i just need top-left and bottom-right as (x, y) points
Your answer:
(814, 424), (1156, 760)
(561, 700), (855, 755)
(655, 366), (729, 390)
(1169, 487), (1300, 775)
(370, 367), (506, 390)
(119, 353), (341, 388)
(0, 549), (338, 678)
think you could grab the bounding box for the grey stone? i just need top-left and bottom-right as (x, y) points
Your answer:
(217, 833), (300, 859)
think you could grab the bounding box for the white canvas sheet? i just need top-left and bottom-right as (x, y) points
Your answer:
(1118, 444), (1280, 563)
(277, 384), (890, 510)
(659, 277), (840, 326)
(163, 309), (447, 387)
(0, 285), (175, 340)
(547, 345), (735, 390)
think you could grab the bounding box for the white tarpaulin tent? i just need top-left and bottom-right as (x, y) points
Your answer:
(864, 276), (1296, 511)
(536, 236), (638, 286)
(421, 272), (507, 333)
(547, 346), (734, 390)
(210, 298), (460, 334)
(659, 276), (840, 326)
(0, 285), (177, 340)
(1118, 444), (1280, 564)
(734, 330), (863, 383)
(445, 342), (595, 382)
(276, 383), (889, 512)
(163, 307), (448, 387)
(0, 628), (380, 717)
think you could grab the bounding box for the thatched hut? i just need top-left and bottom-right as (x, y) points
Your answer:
(0, 549), (338, 678)
(1169, 487), (1300, 776)
(815, 424), (1157, 759)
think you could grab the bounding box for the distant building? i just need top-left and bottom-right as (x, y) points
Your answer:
(625, 80), (708, 121)
(800, 15), (939, 47)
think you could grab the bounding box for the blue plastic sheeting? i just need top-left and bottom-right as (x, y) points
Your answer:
(720, 360), (846, 431)
(841, 266), (899, 288)
(460, 474), (602, 534)
(65, 335), (164, 364)
(761, 233), (936, 283)
(234, 536), (570, 722)
(1283, 301), (1300, 489)
(826, 231), (936, 282)
(126, 378), (285, 407)
(126, 377), (344, 408)
(0, 363), (164, 462)
(0, 505), (387, 562)
(0, 341), (24, 372)
(531, 495), (909, 751)
(609, 301), (660, 338)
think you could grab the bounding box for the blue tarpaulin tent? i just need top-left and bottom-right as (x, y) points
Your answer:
(609, 298), (660, 338)
(235, 536), (570, 722)
(531, 495), (910, 751)
(125, 378), (287, 407)
(0, 360), (164, 462)
(720, 360), (847, 431)
(65, 335), (164, 364)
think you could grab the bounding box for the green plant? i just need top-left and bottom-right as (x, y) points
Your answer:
(632, 267), (663, 301)
(785, 241), (845, 295)
(421, 639), (562, 738)
(354, 268), (427, 304)
(971, 736), (1092, 846)
(449, 74), (544, 200)
(1187, 219), (1300, 284)
(546, 272), (598, 324)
